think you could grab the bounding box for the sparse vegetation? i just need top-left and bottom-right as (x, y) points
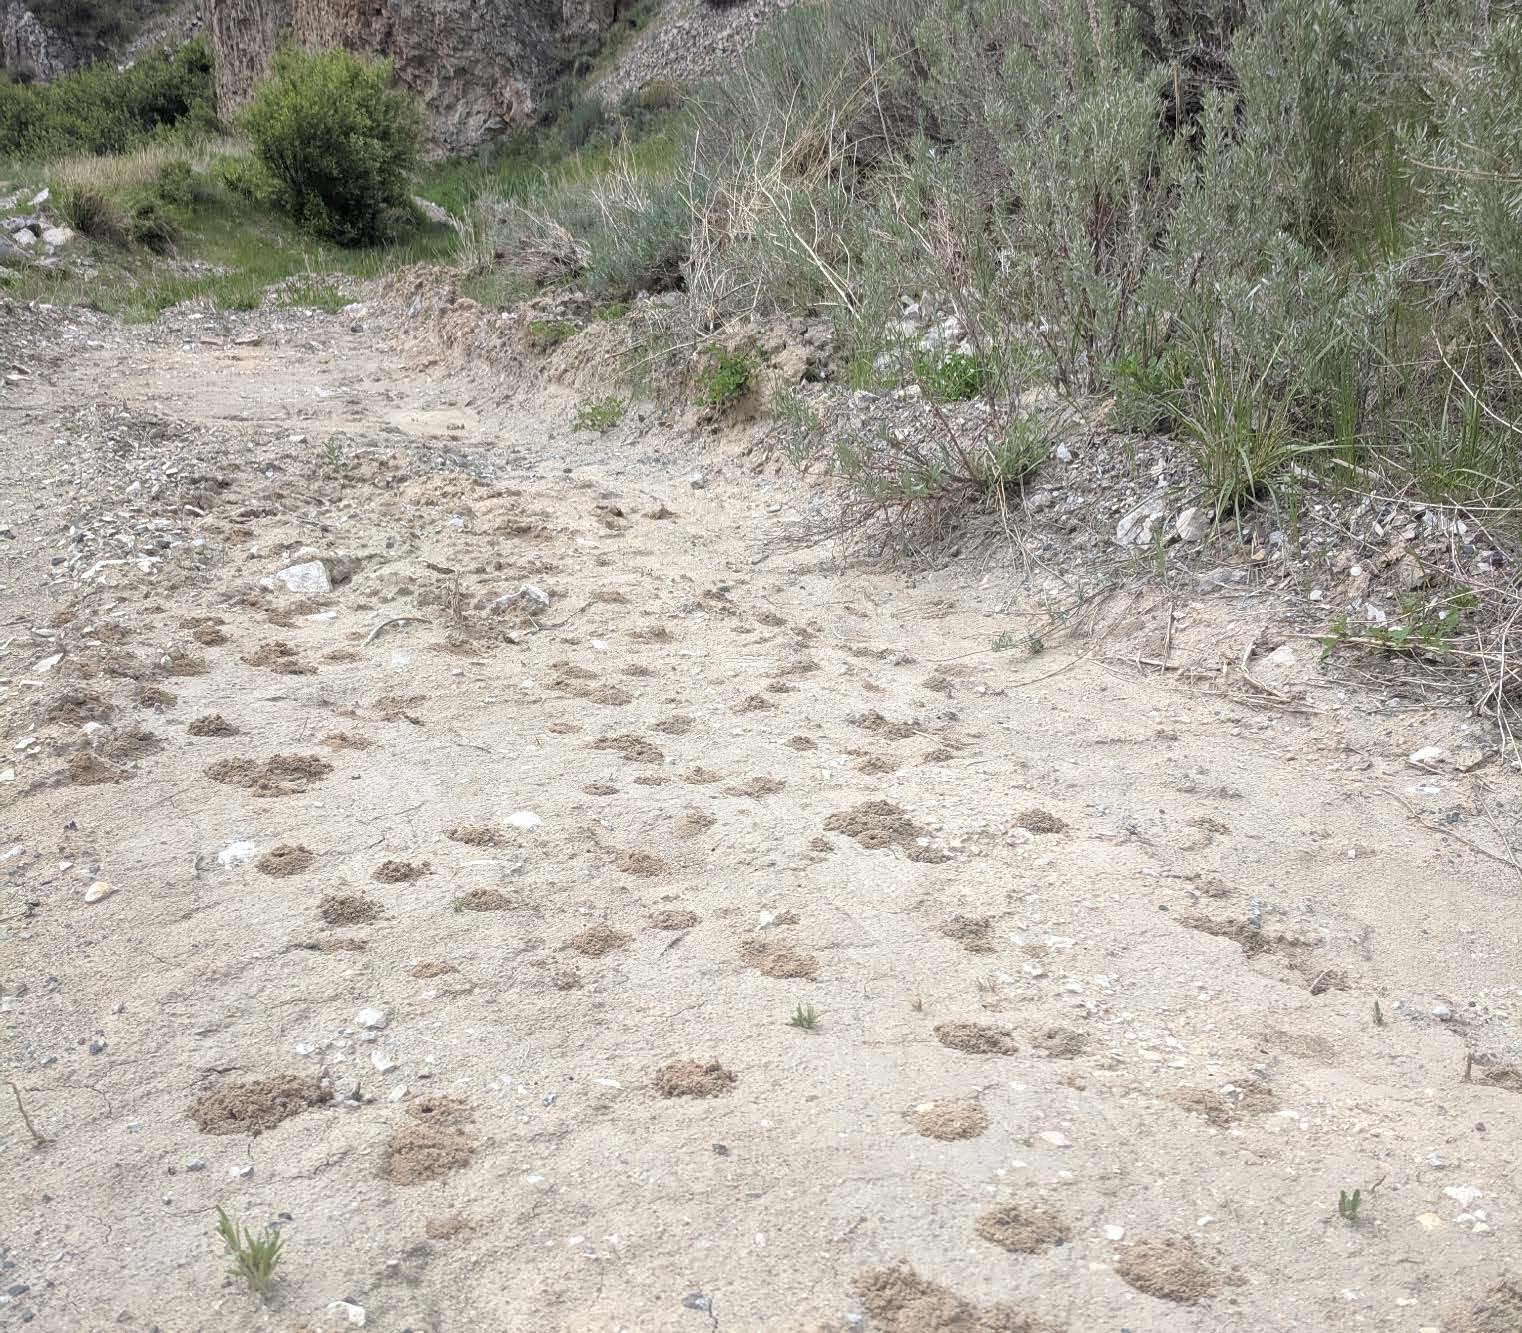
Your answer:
(573, 396), (627, 432)
(789, 1002), (821, 1031)
(1338, 1189), (1363, 1224)
(694, 345), (757, 412)
(215, 1206), (284, 1298)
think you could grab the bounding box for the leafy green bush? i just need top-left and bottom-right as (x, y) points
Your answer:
(913, 347), (996, 402)
(243, 47), (421, 246)
(56, 182), (126, 242)
(573, 396), (627, 432)
(0, 38), (216, 160)
(694, 345), (758, 411)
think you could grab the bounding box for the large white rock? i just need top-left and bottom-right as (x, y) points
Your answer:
(266, 560), (332, 594)
(40, 225), (76, 248)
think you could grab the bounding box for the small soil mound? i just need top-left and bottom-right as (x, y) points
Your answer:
(1114, 1237), (1219, 1304)
(583, 782), (620, 795)
(850, 710), (919, 740)
(654, 1059), (736, 1098)
(785, 735), (817, 750)
(732, 693), (774, 713)
(188, 714), (239, 737)
(1031, 1026), (1088, 1059)
(852, 1262), (1056, 1333)
(424, 1213), (475, 1240)
(447, 824), (504, 846)
(912, 1101), (989, 1141)
(650, 909), (700, 930)
(256, 844), (315, 877)
(321, 731), (372, 750)
(408, 1095), (471, 1127)
(374, 859), (429, 883)
(388, 1126), (474, 1184)
(675, 808), (717, 838)
(67, 753), (126, 785)
(570, 923), (630, 956)
(1446, 1280), (1522, 1333)
(738, 937), (819, 979)
(192, 624), (228, 646)
(683, 766), (723, 784)
(189, 1075), (327, 1135)
(724, 775), (785, 798)
(941, 914), (994, 953)
(935, 1022), (1018, 1055)
(1164, 1078), (1277, 1127)
(975, 1202), (1071, 1254)
(411, 961), (456, 978)
(616, 850), (667, 876)
(207, 754), (332, 797)
(824, 800), (925, 850)
(242, 640), (316, 675)
(47, 691), (113, 726)
(591, 734), (663, 763)
(294, 937), (367, 953)
(104, 726), (163, 762)
(320, 893), (380, 925)
(652, 715), (693, 735)
(1015, 809), (1067, 834)
(454, 888), (511, 912)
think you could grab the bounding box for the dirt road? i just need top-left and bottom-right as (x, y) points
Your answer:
(3, 296), (1519, 1331)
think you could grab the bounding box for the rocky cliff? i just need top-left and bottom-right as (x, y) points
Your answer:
(1, 2), (84, 80)
(205, 0), (619, 154)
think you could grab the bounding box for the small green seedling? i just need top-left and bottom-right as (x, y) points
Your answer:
(1373, 999), (1384, 1027)
(789, 1002), (821, 1031)
(216, 1205), (284, 1298)
(694, 345), (758, 412)
(573, 396), (626, 433)
(1337, 1189), (1362, 1224)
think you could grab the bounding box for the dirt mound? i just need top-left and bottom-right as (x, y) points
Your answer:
(592, 734), (663, 763)
(319, 893), (380, 925)
(824, 800), (925, 850)
(48, 691), (113, 725)
(241, 640), (315, 675)
(738, 937), (819, 979)
(1446, 1280), (1522, 1333)
(189, 1075), (327, 1135)
(570, 923), (630, 956)
(206, 753), (332, 797)
(852, 1263), (1057, 1333)
(255, 844), (315, 876)
(1114, 1237), (1220, 1304)
(454, 888), (511, 912)
(940, 914), (994, 952)
(408, 1095), (471, 1127)
(388, 1126), (474, 1184)
(1031, 1026), (1087, 1059)
(448, 824), (504, 846)
(67, 753), (127, 785)
(411, 961), (456, 978)
(654, 1059), (736, 1098)
(188, 714), (239, 737)
(650, 909), (700, 930)
(1015, 809), (1067, 833)
(975, 1202), (1071, 1254)
(935, 1023), (1017, 1055)
(912, 1101), (988, 1140)
(373, 859), (429, 883)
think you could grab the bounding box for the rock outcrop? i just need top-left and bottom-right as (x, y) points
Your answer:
(0, 1), (84, 80)
(205, 0), (619, 154)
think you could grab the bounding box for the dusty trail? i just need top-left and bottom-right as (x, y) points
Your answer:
(2, 300), (1519, 1332)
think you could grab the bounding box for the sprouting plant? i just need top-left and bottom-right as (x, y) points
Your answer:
(1337, 1189), (1362, 1224)
(789, 1002), (821, 1031)
(992, 630), (1021, 652)
(573, 396), (626, 433)
(528, 318), (576, 351)
(1373, 999), (1384, 1027)
(322, 435), (350, 473)
(694, 344), (758, 412)
(216, 1206), (284, 1298)
(912, 346), (996, 401)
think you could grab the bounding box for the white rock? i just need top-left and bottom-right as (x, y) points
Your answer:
(517, 583), (550, 609)
(388, 1085), (409, 1102)
(1175, 506), (1209, 542)
(29, 187), (49, 206)
(217, 841), (258, 869)
(1444, 1185), (1483, 1208)
(1408, 746), (1444, 768)
(506, 810), (541, 830)
(41, 226), (75, 248)
(1103, 1224), (1125, 1241)
(1039, 1130), (1071, 1147)
(370, 1049), (397, 1074)
(31, 652), (61, 674)
(266, 560), (332, 594)
(0, 770), (13, 783)
(84, 880), (115, 904)
(328, 1300), (366, 1327)
(685, 471), (707, 489)
(11, 229), (35, 248)
(356, 1007), (389, 1030)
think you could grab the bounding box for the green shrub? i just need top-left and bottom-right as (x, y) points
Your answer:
(528, 318), (577, 350)
(694, 344), (758, 411)
(243, 47), (421, 246)
(912, 347), (996, 402)
(55, 182), (126, 242)
(573, 396), (627, 432)
(210, 153), (277, 204)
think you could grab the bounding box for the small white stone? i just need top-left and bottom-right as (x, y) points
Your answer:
(1039, 1130), (1071, 1147)
(356, 1007), (389, 1030)
(217, 841), (257, 869)
(1444, 1185), (1483, 1208)
(328, 1300), (367, 1327)
(1408, 745), (1444, 768)
(370, 1049), (397, 1074)
(1103, 1224), (1125, 1241)
(506, 810), (541, 829)
(84, 880), (115, 904)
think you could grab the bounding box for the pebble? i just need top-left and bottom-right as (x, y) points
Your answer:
(266, 560), (332, 594)
(229, 1164), (253, 1179)
(506, 810), (541, 830)
(685, 472), (706, 489)
(370, 1050), (397, 1074)
(327, 1300), (366, 1326)
(681, 1293), (711, 1311)
(185, 1158), (205, 1172)
(217, 842), (257, 869)
(83, 880), (115, 904)
(356, 1007), (389, 1030)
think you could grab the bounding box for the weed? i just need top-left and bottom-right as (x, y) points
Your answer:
(1337, 1189), (1362, 1224)
(594, 302), (630, 321)
(913, 347), (996, 402)
(573, 396), (626, 433)
(789, 1002), (821, 1031)
(1373, 999), (1384, 1027)
(215, 1206), (284, 1298)
(322, 436), (352, 473)
(694, 345), (757, 412)
(528, 319), (577, 351)
(55, 182), (125, 243)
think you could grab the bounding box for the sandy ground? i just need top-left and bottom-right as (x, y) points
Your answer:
(2, 297), (1520, 1333)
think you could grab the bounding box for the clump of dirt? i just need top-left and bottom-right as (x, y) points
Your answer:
(1031, 1026), (1088, 1059)
(192, 624), (228, 646)
(724, 775), (785, 798)
(785, 735), (817, 751)
(1445, 1280), (1522, 1333)
(322, 731), (372, 750)
(738, 937), (819, 979)
(550, 966), (582, 990)
(850, 710), (919, 740)
(732, 693), (774, 713)
(388, 1126), (474, 1184)
(912, 1101), (989, 1140)
(454, 888), (511, 912)
(852, 1262), (1056, 1333)
(675, 808), (717, 838)
(653, 715), (693, 735)
(411, 961), (456, 978)
(975, 1202), (1071, 1254)
(374, 860), (429, 883)
(1016, 809), (1067, 834)
(104, 726), (163, 762)
(294, 937), (367, 953)
(188, 714), (239, 737)
(1476, 1063), (1522, 1093)
(242, 640), (315, 675)
(935, 1022), (1018, 1055)
(654, 1059), (736, 1098)
(941, 914), (994, 953)
(47, 691), (112, 725)
(371, 693), (426, 723)
(162, 653), (209, 677)
(683, 766), (722, 784)
(1114, 1237), (1220, 1304)
(570, 923), (630, 956)
(824, 800), (925, 850)
(136, 685), (176, 708)
(617, 850), (667, 877)
(1164, 1078), (1278, 1126)
(189, 1075), (327, 1135)
(583, 782), (619, 795)
(408, 1095), (472, 1127)
(256, 844), (315, 877)
(592, 734), (663, 763)
(858, 754), (902, 775)
(207, 753), (332, 797)
(651, 909), (700, 930)
(67, 753), (126, 785)
(320, 893), (380, 925)
(628, 625), (673, 643)
(448, 824), (504, 846)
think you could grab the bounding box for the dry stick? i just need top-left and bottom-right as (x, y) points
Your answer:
(1383, 791), (1522, 882)
(7, 1080), (48, 1148)
(363, 617), (431, 648)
